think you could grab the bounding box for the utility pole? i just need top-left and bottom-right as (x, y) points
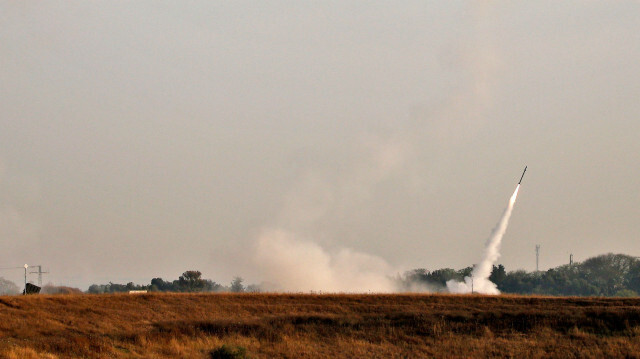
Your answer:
(570, 254), (573, 267)
(535, 245), (540, 272)
(471, 264), (475, 294)
(29, 265), (49, 287)
(471, 273), (474, 294)
(23, 264), (28, 294)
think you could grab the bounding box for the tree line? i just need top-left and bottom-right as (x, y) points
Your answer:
(2, 253), (639, 296)
(86, 271), (255, 294)
(400, 253), (640, 297)
(90, 253), (640, 297)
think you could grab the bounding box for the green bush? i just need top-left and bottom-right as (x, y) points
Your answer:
(209, 344), (248, 359)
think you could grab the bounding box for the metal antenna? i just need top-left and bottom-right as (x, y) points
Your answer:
(29, 265), (49, 287)
(535, 245), (540, 272)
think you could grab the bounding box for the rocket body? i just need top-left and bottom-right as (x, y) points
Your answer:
(518, 166), (527, 184)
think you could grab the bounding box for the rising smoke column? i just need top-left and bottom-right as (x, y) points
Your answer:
(447, 184), (521, 294)
(250, 137), (407, 293)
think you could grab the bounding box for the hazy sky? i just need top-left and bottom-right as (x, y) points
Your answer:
(1, 1), (639, 289)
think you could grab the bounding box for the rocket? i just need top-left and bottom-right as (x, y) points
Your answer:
(518, 166), (527, 184)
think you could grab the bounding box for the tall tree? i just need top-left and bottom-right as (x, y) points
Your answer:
(230, 277), (244, 293)
(178, 271), (206, 292)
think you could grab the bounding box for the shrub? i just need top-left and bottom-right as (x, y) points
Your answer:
(209, 344), (248, 359)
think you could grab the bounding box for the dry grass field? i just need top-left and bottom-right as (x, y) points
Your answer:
(0, 293), (639, 358)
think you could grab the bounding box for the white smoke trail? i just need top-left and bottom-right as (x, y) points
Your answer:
(447, 184), (520, 294)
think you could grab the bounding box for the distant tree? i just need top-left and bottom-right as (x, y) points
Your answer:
(490, 264), (507, 287)
(203, 279), (222, 292)
(580, 253), (635, 296)
(230, 277), (244, 293)
(151, 277), (174, 292)
(397, 269), (434, 291)
(625, 260), (640, 294)
(406, 268), (429, 281)
(106, 282), (128, 293)
(457, 266), (473, 279)
(490, 253), (640, 297)
(0, 277), (20, 295)
(87, 284), (104, 294)
(428, 268), (462, 286)
(178, 271), (206, 292)
(499, 270), (534, 294)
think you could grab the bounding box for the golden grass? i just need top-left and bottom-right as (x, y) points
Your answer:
(0, 293), (639, 358)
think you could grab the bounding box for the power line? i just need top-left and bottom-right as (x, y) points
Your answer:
(0, 266), (24, 270)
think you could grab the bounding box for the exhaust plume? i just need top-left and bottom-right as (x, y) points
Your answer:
(253, 229), (396, 292)
(249, 137), (407, 293)
(447, 184), (521, 294)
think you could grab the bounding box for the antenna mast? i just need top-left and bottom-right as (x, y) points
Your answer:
(29, 265), (49, 287)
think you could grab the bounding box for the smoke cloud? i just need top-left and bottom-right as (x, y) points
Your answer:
(253, 229), (396, 292)
(245, 3), (502, 293)
(447, 184), (521, 294)
(238, 1), (509, 293)
(249, 136), (406, 293)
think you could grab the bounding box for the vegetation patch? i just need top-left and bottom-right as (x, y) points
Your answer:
(0, 293), (639, 357)
(209, 345), (248, 359)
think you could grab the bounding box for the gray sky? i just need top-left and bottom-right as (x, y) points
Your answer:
(1, 1), (639, 289)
